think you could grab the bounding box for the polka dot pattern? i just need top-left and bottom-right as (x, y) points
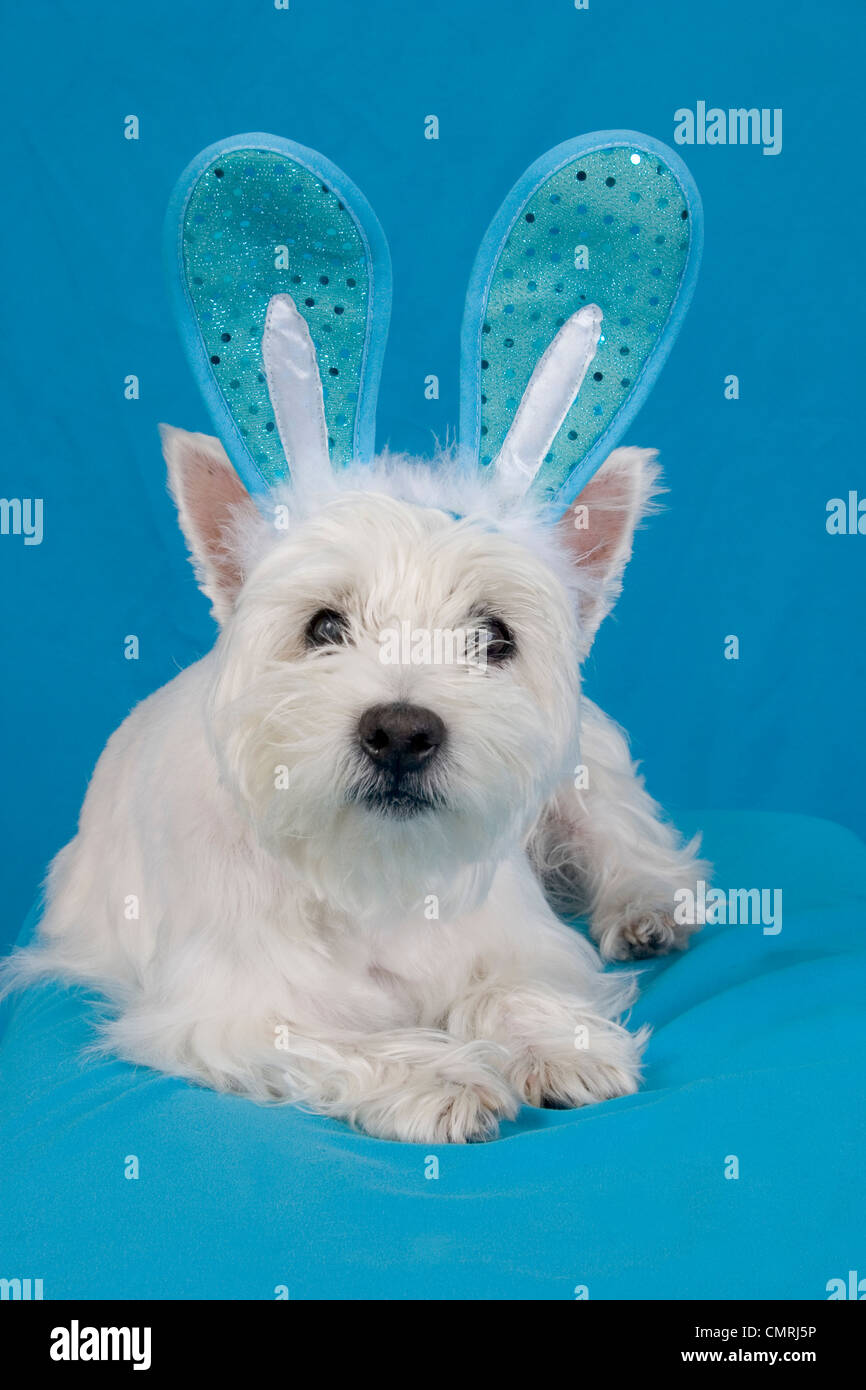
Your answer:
(477, 145), (692, 500)
(181, 150), (370, 485)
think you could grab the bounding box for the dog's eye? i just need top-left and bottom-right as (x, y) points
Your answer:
(305, 608), (350, 649)
(474, 617), (515, 663)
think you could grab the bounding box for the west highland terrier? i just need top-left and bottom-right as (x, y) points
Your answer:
(5, 417), (706, 1142)
(5, 123), (710, 1140)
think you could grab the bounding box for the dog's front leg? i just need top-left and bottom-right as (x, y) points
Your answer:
(530, 698), (711, 959)
(282, 1028), (519, 1143)
(447, 977), (647, 1110)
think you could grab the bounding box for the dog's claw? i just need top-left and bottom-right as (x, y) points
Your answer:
(598, 908), (693, 961)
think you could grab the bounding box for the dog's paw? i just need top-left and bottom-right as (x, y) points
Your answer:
(352, 1047), (519, 1144)
(506, 1020), (645, 1109)
(594, 906), (695, 961)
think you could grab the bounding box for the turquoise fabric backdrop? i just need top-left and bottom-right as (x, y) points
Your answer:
(2, 811), (864, 1299)
(0, 0), (863, 946)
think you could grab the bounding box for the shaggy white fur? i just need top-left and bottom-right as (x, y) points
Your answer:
(2, 432), (708, 1142)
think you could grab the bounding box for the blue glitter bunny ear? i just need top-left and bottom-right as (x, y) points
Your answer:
(460, 131), (702, 516)
(165, 133), (392, 498)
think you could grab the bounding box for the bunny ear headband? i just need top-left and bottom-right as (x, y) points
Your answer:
(165, 129), (702, 518)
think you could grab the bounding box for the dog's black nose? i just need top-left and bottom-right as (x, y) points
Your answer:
(358, 703), (445, 776)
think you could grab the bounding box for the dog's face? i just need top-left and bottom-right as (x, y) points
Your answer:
(161, 428), (655, 917)
(212, 490), (582, 884)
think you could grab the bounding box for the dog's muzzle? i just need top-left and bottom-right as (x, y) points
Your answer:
(351, 702), (446, 818)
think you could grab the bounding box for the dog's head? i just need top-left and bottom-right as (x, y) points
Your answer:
(161, 427), (658, 918)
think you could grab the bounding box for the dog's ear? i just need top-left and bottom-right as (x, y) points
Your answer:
(556, 447), (661, 651)
(160, 425), (257, 624)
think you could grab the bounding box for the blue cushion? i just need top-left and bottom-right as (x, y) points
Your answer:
(1, 810), (864, 1300)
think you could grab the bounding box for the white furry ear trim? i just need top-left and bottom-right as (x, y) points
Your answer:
(262, 294), (331, 494)
(493, 304), (603, 500)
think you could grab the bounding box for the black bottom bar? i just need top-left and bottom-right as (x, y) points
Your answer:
(1, 1299), (860, 1374)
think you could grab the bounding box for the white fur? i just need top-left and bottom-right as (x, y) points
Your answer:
(2, 437), (708, 1142)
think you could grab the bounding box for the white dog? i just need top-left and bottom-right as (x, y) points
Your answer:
(3, 419), (706, 1142)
